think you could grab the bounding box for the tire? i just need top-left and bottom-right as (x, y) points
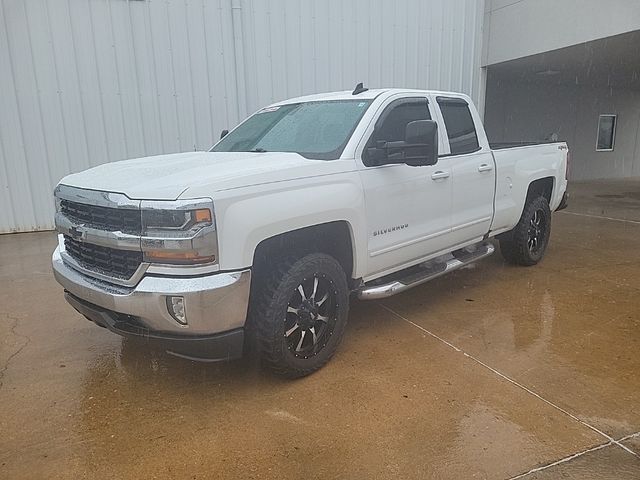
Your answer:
(247, 253), (350, 378)
(499, 196), (552, 266)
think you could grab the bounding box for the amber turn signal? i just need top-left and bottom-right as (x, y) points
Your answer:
(145, 250), (215, 264)
(194, 208), (212, 223)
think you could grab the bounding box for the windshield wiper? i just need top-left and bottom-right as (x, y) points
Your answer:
(249, 148), (268, 153)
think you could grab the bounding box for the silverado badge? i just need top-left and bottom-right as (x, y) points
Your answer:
(373, 224), (409, 237)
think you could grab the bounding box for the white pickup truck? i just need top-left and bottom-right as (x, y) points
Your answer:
(52, 85), (568, 377)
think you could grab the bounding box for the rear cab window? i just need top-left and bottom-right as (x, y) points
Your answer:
(436, 97), (480, 155)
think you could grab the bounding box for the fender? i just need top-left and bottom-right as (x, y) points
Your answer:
(211, 171), (368, 277)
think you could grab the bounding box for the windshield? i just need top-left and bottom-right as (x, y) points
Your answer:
(211, 99), (372, 160)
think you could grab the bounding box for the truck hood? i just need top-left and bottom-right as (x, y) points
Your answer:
(60, 152), (353, 200)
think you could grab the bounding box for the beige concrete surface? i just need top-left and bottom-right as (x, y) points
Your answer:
(1, 180), (639, 479)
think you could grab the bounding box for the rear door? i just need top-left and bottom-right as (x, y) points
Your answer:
(435, 96), (495, 244)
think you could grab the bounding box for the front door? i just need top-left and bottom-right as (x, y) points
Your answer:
(357, 96), (454, 278)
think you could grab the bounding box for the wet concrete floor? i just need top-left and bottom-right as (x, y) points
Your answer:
(1, 180), (639, 479)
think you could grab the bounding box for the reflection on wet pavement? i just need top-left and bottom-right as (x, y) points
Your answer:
(1, 180), (639, 479)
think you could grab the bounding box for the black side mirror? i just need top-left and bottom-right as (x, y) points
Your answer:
(403, 120), (438, 166)
(220, 129), (229, 139)
(369, 120), (439, 167)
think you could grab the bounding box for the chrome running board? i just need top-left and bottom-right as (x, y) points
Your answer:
(357, 242), (495, 300)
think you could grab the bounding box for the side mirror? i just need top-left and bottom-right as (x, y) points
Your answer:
(220, 129), (229, 139)
(403, 120), (438, 166)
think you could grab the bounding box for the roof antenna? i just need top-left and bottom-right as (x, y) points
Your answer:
(352, 82), (368, 95)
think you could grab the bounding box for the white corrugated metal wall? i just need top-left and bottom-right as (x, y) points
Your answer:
(0, 0), (484, 233)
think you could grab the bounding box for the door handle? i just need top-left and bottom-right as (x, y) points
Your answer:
(478, 163), (493, 172)
(431, 171), (450, 180)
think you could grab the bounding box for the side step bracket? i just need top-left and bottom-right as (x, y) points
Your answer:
(357, 242), (495, 300)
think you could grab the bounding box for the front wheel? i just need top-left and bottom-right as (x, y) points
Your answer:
(499, 196), (552, 266)
(248, 253), (349, 378)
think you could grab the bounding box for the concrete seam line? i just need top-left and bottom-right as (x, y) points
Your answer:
(559, 211), (640, 225)
(377, 303), (640, 459)
(506, 441), (613, 480)
(509, 433), (640, 479)
(617, 431), (640, 442)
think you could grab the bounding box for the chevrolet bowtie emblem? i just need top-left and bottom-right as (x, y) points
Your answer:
(68, 225), (86, 241)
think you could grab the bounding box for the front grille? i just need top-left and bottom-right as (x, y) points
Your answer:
(60, 199), (141, 235)
(64, 235), (143, 280)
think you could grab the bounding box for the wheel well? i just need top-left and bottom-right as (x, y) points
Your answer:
(252, 221), (354, 280)
(527, 177), (554, 204)
(497, 176), (555, 241)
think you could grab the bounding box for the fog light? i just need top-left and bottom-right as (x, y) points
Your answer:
(166, 296), (187, 325)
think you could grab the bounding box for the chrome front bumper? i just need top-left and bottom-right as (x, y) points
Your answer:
(52, 246), (251, 336)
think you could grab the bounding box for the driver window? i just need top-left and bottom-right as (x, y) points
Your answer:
(363, 99), (431, 166)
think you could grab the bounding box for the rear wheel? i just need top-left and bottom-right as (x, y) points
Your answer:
(248, 253), (349, 378)
(499, 196), (551, 266)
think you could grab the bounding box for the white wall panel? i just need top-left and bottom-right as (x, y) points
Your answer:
(0, 0), (484, 233)
(483, 0), (640, 66)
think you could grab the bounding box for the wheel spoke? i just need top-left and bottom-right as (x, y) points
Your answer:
(311, 276), (319, 300)
(285, 323), (300, 337)
(287, 306), (299, 315)
(317, 314), (329, 323)
(296, 330), (306, 351)
(297, 284), (307, 301)
(310, 326), (318, 345)
(316, 292), (329, 306)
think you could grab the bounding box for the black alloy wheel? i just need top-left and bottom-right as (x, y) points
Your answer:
(284, 274), (338, 359)
(527, 208), (547, 255)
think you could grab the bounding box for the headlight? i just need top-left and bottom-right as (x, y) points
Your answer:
(142, 208), (212, 232)
(140, 199), (218, 265)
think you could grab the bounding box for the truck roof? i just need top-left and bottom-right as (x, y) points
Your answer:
(271, 88), (469, 106)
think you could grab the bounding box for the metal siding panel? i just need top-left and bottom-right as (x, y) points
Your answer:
(110, 0), (146, 159)
(312, 0), (331, 92)
(68, 0), (111, 170)
(0, 1), (30, 231)
(203, 0), (236, 137)
(297, 0), (314, 96)
(368, 0), (383, 88)
(1, 0), (482, 232)
(126, 0), (155, 155)
(133, 1), (165, 156)
(184, 0), (214, 150)
(148, 0), (181, 153)
(24, 0), (67, 192)
(88, 0), (128, 163)
(47, 0), (91, 175)
(4, 0), (52, 230)
(168, 0), (197, 152)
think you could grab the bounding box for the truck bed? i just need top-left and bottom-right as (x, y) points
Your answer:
(489, 141), (568, 234)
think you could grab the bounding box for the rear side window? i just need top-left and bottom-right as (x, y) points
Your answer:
(437, 97), (480, 155)
(364, 98), (430, 166)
